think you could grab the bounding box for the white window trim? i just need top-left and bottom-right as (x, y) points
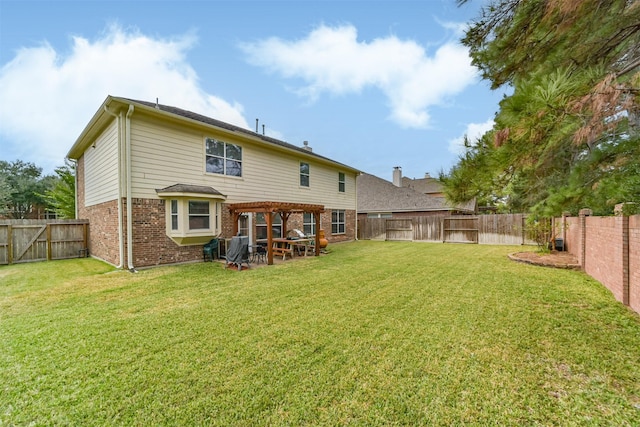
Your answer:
(299, 161), (310, 188)
(338, 172), (346, 193)
(157, 192), (224, 245)
(332, 209), (346, 235)
(303, 212), (316, 236)
(205, 137), (243, 178)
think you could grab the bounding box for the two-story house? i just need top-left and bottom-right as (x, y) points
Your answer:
(67, 96), (359, 269)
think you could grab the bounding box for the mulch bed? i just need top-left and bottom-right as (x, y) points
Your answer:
(509, 251), (581, 270)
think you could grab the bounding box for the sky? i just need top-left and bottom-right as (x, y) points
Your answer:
(0, 0), (504, 183)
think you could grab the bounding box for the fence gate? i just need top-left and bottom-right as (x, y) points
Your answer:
(443, 216), (479, 243)
(386, 219), (413, 241)
(0, 220), (88, 265)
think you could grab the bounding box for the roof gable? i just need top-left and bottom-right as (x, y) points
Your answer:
(401, 176), (444, 194)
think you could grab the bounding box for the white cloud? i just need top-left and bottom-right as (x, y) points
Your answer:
(448, 118), (495, 156)
(435, 19), (470, 38)
(0, 25), (248, 173)
(239, 24), (478, 129)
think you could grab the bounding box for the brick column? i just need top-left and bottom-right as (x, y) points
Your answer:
(615, 203), (630, 306)
(579, 208), (592, 270)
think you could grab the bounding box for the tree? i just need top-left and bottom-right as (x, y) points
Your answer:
(0, 160), (55, 219)
(445, 0), (640, 215)
(41, 160), (76, 219)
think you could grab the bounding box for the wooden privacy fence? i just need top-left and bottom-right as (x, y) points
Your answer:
(443, 216), (479, 243)
(0, 219), (88, 265)
(358, 214), (536, 245)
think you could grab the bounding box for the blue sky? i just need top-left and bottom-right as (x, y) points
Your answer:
(0, 0), (504, 182)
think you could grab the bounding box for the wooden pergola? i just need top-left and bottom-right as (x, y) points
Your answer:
(227, 201), (324, 265)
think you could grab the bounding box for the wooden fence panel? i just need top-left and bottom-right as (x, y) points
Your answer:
(358, 214), (536, 245)
(413, 215), (444, 241)
(478, 214), (535, 245)
(12, 224), (48, 263)
(0, 225), (9, 264)
(358, 218), (387, 240)
(50, 222), (87, 260)
(386, 219), (413, 241)
(0, 219), (88, 265)
(443, 216), (479, 243)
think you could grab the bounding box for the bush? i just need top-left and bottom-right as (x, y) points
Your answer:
(525, 217), (555, 251)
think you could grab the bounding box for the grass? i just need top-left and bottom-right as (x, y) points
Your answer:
(1, 241), (639, 426)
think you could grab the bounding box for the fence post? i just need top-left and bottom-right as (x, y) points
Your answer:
(46, 223), (52, 261)
(7, 224), (13, 265)
(579, 208), (592, 270)
(615, 203), (630, 306)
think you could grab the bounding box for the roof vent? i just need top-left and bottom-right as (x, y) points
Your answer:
(303, 141), (312, 152)
(155, 98), (160, 109)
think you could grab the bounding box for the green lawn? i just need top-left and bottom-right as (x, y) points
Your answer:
(1, 241), (639, 426)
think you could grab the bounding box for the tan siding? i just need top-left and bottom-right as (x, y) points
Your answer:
(85, 120), (119, 206)
(129, 115), (356, 210)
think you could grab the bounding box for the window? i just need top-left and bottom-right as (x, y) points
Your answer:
(256, 213), (282, 240)
(338, 172), (345, 192)
(367, 213), (392, 219)
(303, 212), (316, 236)
(205, 138), (242, 177)
(188, 201), (210, 230)
(171, 200), (178, 230)
(157, 186), (222, 245)
(300, 162), (309, 187)
(332, 210), (345, 234)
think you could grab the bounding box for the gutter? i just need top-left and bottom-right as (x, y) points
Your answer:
(103, 105), (124, 269)
(125, 104), (135, 271)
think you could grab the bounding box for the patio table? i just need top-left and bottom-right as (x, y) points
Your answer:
(272, 238), (312, 260)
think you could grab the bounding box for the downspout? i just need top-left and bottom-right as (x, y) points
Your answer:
(354, 173), (359, 240)
(72, 159), (79, 219)
(125, 104), (135, 271)
(103, 105), (124, 269)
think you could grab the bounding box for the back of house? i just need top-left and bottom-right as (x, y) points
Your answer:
(67, 96), (359, 268)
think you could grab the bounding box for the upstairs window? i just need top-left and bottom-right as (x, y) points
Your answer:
(338, 172), (345, 193)
(205, 138), (242, 177)
(300, 162), (310, 187)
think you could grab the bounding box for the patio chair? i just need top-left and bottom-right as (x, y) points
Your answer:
(203, 238), (219, 262)
(224, 235), (250, 270)
(250, 243), (267, 264)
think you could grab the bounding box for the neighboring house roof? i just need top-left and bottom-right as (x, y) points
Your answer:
(357, 172), (475, 213)
(401, 176), (444, 195)
(67, 96), (360, 174)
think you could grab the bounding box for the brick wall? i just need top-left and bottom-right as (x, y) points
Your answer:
(79, 176), (357, 268)
(127, 198), (202, 267)
(76, 156), (121, 266)
(584, 216), (625, 303)
(563, 217), (581, 259)
(562, 210), (639, 315)
(220, 205), (356, 243)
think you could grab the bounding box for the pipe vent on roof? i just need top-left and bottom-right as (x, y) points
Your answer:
(302, 141), (312, 152)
